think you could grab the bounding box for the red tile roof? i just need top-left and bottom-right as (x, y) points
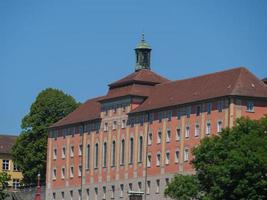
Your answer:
(0, 135), (17, 154)
(131, 67), (267, 113)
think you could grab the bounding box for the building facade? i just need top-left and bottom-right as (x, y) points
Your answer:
(46, 36), (267, 200)
(0, 135), (23, 190)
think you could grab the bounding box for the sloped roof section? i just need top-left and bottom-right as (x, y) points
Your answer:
(50, 96), (103, 128)
(109, 69), (169, 88)
(131, 67), (267, 113)
(0, 135), (17, 154)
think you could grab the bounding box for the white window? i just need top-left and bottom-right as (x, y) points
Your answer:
(138, 182), (142, 192)
(147, 181), (151, 194)
(94, 188), (98, 200)
(79, 144), (82, 156)
(166, 129), (171, 143)
(122, 119), (126, 129)
(70, 166), (74, 178)
(70, 146), (74, 157)
(78, 189), (82, 200)
(78, 165), (82, 176)
(185, 126), (190, 138)
(165, 152), (170, 165)
(53, 148), (57, 160)
(176, 128), (181, 141)
(61, 192), (65, 200)
(52, 193), (56, 200)
(217, 121), (222, 133)
(175, 150), (179, 163)
(62, 147), (66, 159)
(70, 190), (73, 200)
(129, 183), (133, 191)
(120, 184), (124, 198)
(147, 154), (151, 167)
(148, 132), (153, 145)
(13, 163), (19, 171)
(113, 121), (117, 130)
(156, 153), (161, 166)
(184, 149), (189, 162)
(61, 167), (65, 179)
(195, 124), (200, 137)
(206, 122), (211, 135)
(86, 189), (89, 200)
(2, 160), (9, 171)
(104, 122), (108, 132)
(247, 101), (254, 112)
(156, 179), (160, 193)
(52, 168), (56, 180)
(111, 186), (115, 199)
(12, 179), (20, 189)
(102, 186), (106, 199)
(157, 131), (162, 143)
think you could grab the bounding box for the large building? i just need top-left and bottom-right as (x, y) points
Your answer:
(0, 135), (23, 190)
(46, 36), (267, 200)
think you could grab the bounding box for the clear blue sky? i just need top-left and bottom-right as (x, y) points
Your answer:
(1, 0), (267, 135)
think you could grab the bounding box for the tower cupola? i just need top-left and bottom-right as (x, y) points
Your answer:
(135, 33), (151, 71)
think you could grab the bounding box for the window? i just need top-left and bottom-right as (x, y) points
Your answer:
(166, 129), (171, 142)
(157, 131), (162, 143)
(52, 168), (56, 180)
(247, 101), (254, 112)
(86, 145), (90, 170)
(13, 163), (19, 171)
(156, 153), (161, 166)
(177, 109), (181, 120)
(94, 188), (98, 200)
(217, 121), (222, 133)
(129, 183), (133, 191)
(12, 179), (20, 189)
(147, 154), (151, 167)
(53, 148), (57, 160)
(112, 141), (116, 167)
(61, 192), (65, 200)
(184, 149), (189, 162)
(165, 152), (170, 165)
(52, 193), (56, 200)
(111, 185), (115, 199)
(120, 184), (124, 198)
(138, 136), (143, 162)
(138, 182), (142, 192)
(129, 138), (134, 164)
(70, 191), (73, 200)
(149, 113), (154, 124)
(79, 144), (82, 156)
(78, 165), (82, 176)
(86, 189), (89, 200)
(78, 189), (82, 200)
(168, 110), (172, 121)
(158, 112), (163, 122)
(175, 150), (179, 163)
(122, 105), (126, 112)
(70, 146), (74, 157)
(207, 103), (212, 114)
(166, 178), (170, 185)
(121, 140), (125, 165)
(148, 132), (153, 145)
(196, 105), (201, 116)
(103, 186), (106, 199)
(206, 122), (211, 135)
(61, 167), (65, 179)
(185, 126), (190, 138)
(217, 101), (223, 112)
(2, 160), (9, 171)
(147, 181), (151, 194)
(113, 121), (117, 130)
(176, 128), (181, 141)
(103, 142), (107, 167)
(156, 180), (160, 193)
(122, 119), (126, 129)
(62, 147), (66, 159)
(186, 106), (191, 118)
(95, 143), (99, 168)
(195, 124), (200, 137)
(70, 166), (74, 178)
(113, 107), (117, 113)
(104, 122), (108, 132)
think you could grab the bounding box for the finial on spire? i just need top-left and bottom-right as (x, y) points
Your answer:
(142, 32), (145, 42)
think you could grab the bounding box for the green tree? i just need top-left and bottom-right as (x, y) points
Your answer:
(12, 88), (79, 184)
(165, 116), (267, 200)
(0, 172), (11, 200)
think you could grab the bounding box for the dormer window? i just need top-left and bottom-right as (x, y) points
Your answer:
(104, 122), (108, 132)
(247, 101), (254, 112)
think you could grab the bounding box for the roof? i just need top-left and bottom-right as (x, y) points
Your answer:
(0, 135), (17, 154)
(131, 67), (267, 113)
(50, 96), (102, 128)
(262, 77), (267, 84)
(109, 69), (169, 88)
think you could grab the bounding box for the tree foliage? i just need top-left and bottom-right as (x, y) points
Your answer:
(0, 172), (11, 199)
(165, 116), (267, 200)
(12, 88), (79, 184)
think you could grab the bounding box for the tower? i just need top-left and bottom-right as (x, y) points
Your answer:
(135, 33), (152, 71)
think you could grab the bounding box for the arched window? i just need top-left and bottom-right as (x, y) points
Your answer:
(112, 141), (116, 167)
(129, 138), (134, 164)
(86, 145), (90, 169)
(103, 142), (107, 167)
(121, 139), (125, 165)
(95, 143), (99, 168)
(138, 136), (143, 162)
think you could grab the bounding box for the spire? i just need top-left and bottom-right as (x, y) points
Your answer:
(135, 33), (152, 71)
